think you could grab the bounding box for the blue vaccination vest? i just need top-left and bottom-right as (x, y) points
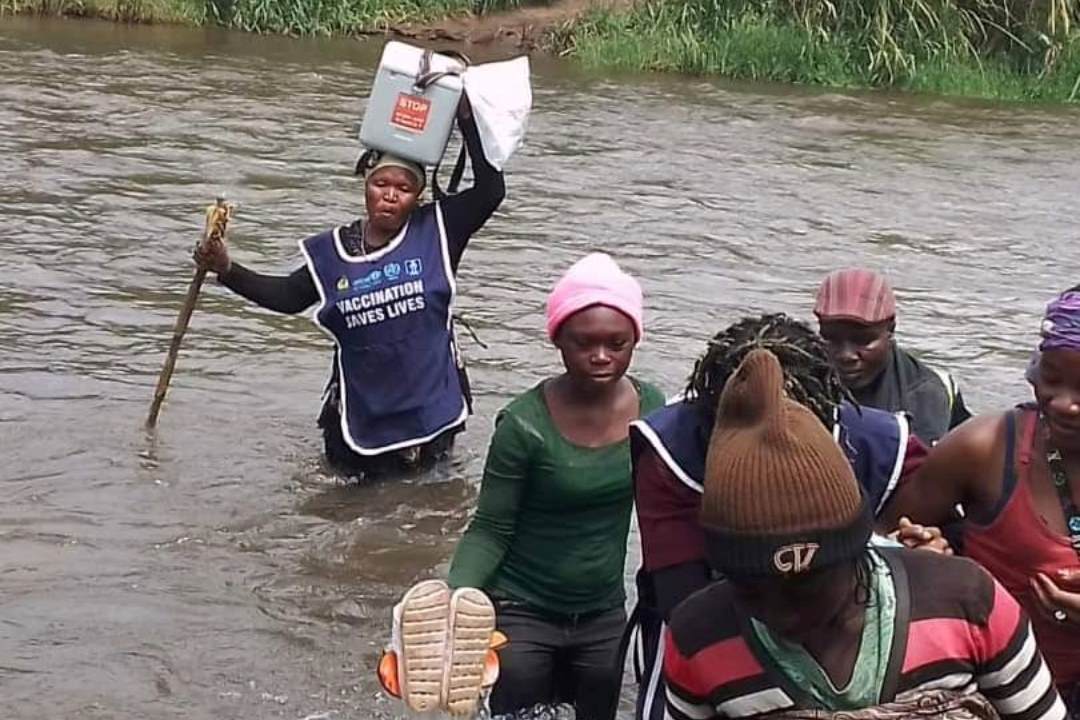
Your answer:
(630, 399), (908, 515)
(300, 204), (466, 455)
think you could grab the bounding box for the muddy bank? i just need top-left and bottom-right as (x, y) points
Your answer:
(385, 0), (632, 52)
(0, 0), (627, 52)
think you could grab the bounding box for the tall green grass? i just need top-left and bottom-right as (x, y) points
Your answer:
(205, 0), (543, 32)
(1, 0), (205, 21)
(1, 0), (540, 31)
(561, 0), (1080, 102)
(221, 0), (459, 34)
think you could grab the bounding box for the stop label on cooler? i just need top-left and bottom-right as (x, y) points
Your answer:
(390, 93), (432, 133)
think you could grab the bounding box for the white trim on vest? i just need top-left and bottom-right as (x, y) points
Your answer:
(298, 219), (467, 457)
(331, 222), (409, 263)
(635, 409), (852, 499)
(300, 233), (334, 340)
(630, 419), (703, 494)
(876, 412), (909, 515)
(642, 618), (667, 720)
(299, 231), (344, 412)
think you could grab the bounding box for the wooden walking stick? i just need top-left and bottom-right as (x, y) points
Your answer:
(146, 197), (235, 429)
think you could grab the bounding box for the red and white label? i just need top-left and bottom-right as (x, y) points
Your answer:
(390, 93), (431, 133)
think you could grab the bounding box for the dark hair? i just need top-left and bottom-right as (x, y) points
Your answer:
(686, 313), (852, 430)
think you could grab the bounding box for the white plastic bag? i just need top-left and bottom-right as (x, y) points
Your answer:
(462, 56), (532, 171)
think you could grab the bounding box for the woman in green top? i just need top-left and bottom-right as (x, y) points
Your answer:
(449, 252), (664, 720)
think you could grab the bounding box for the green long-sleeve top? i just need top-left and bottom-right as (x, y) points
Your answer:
(449, 378), (665, 615)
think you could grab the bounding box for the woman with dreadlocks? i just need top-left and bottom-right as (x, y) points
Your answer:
(664, 349), (1066, 720)
(194, 98), (504, 480)
(627, 314), (938, 720)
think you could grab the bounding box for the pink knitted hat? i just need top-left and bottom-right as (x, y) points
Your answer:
(546, 253), (644, 341)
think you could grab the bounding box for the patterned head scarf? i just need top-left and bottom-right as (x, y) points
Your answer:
(1039, 291), (1080, 352)
(1026, 290), (1080, 384)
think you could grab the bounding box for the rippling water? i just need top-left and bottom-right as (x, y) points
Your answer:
(3, 15), (1080, 719)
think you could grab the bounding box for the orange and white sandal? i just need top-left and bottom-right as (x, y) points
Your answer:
(443, 587), (497, 716)
(378, 581), (505, 716)
(397, 579), (452, 712)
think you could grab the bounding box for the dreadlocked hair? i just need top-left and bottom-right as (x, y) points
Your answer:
(686, 313), (853, 430)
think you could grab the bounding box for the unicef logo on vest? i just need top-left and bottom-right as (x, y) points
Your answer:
(383, 262), (402, 280)
(352, 269), (384, 292)
(404, 258), (423, 277)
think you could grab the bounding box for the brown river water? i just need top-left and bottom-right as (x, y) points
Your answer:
(2, 15), (1080, 719)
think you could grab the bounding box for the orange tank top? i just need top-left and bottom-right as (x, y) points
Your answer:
(963, 406), (1080, 685)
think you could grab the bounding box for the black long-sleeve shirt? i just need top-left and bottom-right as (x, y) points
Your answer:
(220, 115), (504, 314)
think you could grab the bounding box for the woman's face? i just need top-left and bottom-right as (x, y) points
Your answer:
(1033, 349), (1080, 451)
(554, 305), (637, 390)
(365, 166), (421, 234)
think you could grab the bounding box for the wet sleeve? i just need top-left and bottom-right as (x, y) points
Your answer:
(634, 448), (707, 573)
(219, 262), (319, 315)
(974, 578), (1067, 720)
(448, 412), (531, 590)
(438, 114), (506, 272)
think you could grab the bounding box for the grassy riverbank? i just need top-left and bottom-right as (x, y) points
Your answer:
(0, 0), (532, 32)
(557, 0), (1080, 102)
(5, 0), (1079, 103)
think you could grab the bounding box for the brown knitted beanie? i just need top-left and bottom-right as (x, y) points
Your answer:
(700, 349), (871, 576)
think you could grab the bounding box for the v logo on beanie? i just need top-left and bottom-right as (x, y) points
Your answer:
(699, 349), (871, 576)
(773, 542), (820, 573)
